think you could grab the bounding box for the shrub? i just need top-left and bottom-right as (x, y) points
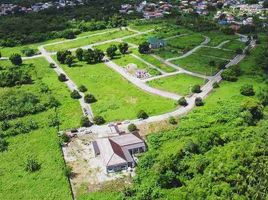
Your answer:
(257, 87), (268, 106)
(0, 139), (8, 152)
(221, 69), (237, 82)
(236, 48), (243, 54)
(137, 110), (149, 119)
(9, 53), (22, 65)
(138, 42), (150, 54)
(213, 82), (219, 88)
(61, 133), (70, 143)
(25, 157), (41, 172)
(195, 97), (204, 106)
(84, 94), (97, 103)
(21, 48), (36, 57)
(80, 116), (93, 127)
(49, 63), (56, 68)
(191, 85), (202, 93)
(128, 123), (137, 132)
(178, 97), (188, 106)
(169, 116), (177, 125)
(58, 73), (67, 82)
(240, 98), (263, 125)
(240, 84), (255, 96)
(70, 90), (81, 99)
(64, 166), (72, 178)
(78, 85), (88, 92)
(93, 116), (105, 125)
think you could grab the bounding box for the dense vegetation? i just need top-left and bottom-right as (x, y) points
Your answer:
(80, 36), (268, 200)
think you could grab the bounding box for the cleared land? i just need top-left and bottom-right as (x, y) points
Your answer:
(195, 47), (235, 60)
(147, 73), (205, 96)
(54, 58), (176, 122)
(222, 40), (246, 51)
(45, 29), (134, 52)
(0, 58), (82, 200)
(205, 31), (240, 46)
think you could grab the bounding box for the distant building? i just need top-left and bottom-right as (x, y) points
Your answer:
(93, 133), (146, 173)
(148, 37), (166, 49)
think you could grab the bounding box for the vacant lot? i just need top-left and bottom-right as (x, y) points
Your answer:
(195, 47), (235, 60)
(147, 73), (205, 96)
(205, 31), (239, 47)
(45, 29), (135, 52)
(167, 34), (204, 50)
(54, 58), (176, 122)
(171, 53), (224, 75)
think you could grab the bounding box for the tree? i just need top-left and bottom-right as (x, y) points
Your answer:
(78, 85), (87, 92)
(9, 53), (22, 65)
(236, 48), (243, 54)
(240, 84), (255, 96)
(118, 42), (129, 54)
(80, 116), (93, 127)
(93, 116), (105, 125)
(209, 60), (216, 66)
(61, 133), (70, 143)
(257, 87), (268, 106)
(70, 90), (81, 99)
(138, 42), (150, 54)
(221, 69), (237, 82)
(213, 82), (219, 88)
(137, 110), (149, 119)
(128, 123), (137, 132)
(25, 157), (41, 172)
(22, 48), (35, 57)
(106, 45), (118, 59)
(195, 97), (204, 106)
(49, 63), (56, 68)
(76, 48), (84, 61)
(178, 97), (188, 106)
(192, 85), (202, 93)
(56, 50), (71, 64)
(264, 0), (268, 8)
(58, 73), (67, 82)
(240, 98), (263, 123)
(94, 49), (105, 63)
(84, 94), (97, 103)
(65, 55), (74, 67)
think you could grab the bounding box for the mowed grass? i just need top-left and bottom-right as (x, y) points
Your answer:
(205, 31), (239, 47)
(147, 73), (205, 96)
(45, 29), (135, 52)
(53, 58), (176, 122)
(132, 49), (176, 73)
(167, 33), (204, 50)
(195, 47), (235, 60)
(172, 53), (223, 75)
(0, 58), (82, 199)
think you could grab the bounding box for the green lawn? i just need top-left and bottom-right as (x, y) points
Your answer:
(147, 73), (205, 96)
(167, 34), (204, 50)
(172, 53), (224, 75)
(205, 31), (239, 47)
(92, 41), (121, 52)
(154, 47), (183, 60)
(132, 49), (176, 73)
(45, 29), (135, 52)
(222, 40), (246, 51)
(113, 54), (161, 76)
(53, 58), (176, 122)
(0, 58), (82, 199)
(195, 47), (235, 60)
(123, 34), (150, 46)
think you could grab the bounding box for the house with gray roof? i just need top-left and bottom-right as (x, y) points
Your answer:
(92, 133), (146, 173)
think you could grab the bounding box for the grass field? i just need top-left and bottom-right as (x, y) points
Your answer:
(205, 31), (239, 47)
(45, 29), (135, 52)
(167, 34), (204, 50)
(171, 53), (223, 75)
(195, 47), (235, 60)
(147, 73), (205, 96)
(0, 58), (82, 199)
(222, 40), (246, 51)
(154, 47), (183, 60)
(53, 58), (176, 122)
(132, 49), (176, 73)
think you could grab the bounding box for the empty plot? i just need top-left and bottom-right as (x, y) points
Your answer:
(171, 53), (224, 75)
(222, 40), (246, 51)
(54, 59), (175, 122)
(205, 31), (239, 47)
(167, 34), (204, 50)
(123, 34), (150, 46)
(147, 73), (205, 96)
(45, 29), (134, 52)
(195, 47), (235, 60)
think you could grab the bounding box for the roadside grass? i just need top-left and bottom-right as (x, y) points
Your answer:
(195, 47), (236, 60)
(131, 49), (176, 73)
(45, 29), (135, 52)
(92, 41), (121, 52)
(222, 39), (246, 51)
(171, 53), (223, 75)
(53, 57), (176, 122)
(0, 58), (81, 200)
(123, 33), (150, 46)
(147, 73), (205, 96)
(113, 53), (162, 76)
(204, 31), (239, 47)
(166, 33), (204, 50)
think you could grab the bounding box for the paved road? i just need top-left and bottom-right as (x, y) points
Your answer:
(104, 58), (182, 100)
(38, 46), (94, 120)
